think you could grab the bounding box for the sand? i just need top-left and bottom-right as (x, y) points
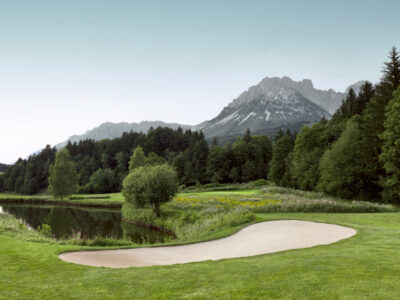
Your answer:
(58, 220), (356, 268)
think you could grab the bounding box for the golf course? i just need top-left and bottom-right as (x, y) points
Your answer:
(1, 186), (399, 299)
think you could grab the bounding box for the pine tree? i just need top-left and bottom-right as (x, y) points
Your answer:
(355, 47), (400, 199)
(379, 87), (400, 203)
(243, 128), (252, 143)
(129, 146), (147, 172)
(339, 88), (357, 118)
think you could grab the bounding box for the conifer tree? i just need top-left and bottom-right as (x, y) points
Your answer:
(379, 87), (400, 203)
(355, 47), (400, 199)
(128, 146), (147, 172)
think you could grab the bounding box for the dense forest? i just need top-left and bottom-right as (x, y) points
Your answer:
(0, 126), (273, 194)
(1, 47), (399, 204)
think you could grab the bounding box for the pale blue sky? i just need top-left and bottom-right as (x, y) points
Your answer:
(1, 0), (399, 163)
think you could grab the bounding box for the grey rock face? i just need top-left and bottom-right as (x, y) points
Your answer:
(345, 80), (368, 95)
(194, 86), (331, 138)
(193, 76), (369, 139)
(227, 76), (345, 115)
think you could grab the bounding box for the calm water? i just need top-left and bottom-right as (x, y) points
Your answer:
(0, 204), (166, 244)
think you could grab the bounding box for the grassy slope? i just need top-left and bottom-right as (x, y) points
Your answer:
(1, 212), (400, 299)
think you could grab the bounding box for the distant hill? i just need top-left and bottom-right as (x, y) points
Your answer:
(56, 121), (191, 149)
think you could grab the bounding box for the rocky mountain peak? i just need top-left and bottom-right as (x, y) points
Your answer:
(228, 76), (345, 114)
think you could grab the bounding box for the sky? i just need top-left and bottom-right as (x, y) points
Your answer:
(1, 0), (400, 164)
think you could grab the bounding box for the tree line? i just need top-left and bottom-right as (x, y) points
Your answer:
(0, 126), (273, 194)
(1, 47), (399, 205)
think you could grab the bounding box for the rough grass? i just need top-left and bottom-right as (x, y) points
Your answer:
(257, 186), (397, 213)
(122, 203), (255, 241)
(0, 213), (53, 243)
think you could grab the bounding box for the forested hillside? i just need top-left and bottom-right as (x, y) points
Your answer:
(0, 127), (272, 194)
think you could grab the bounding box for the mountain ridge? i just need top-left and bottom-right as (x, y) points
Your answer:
(55, 76), (366, 148)
(56, 121), (191, 149)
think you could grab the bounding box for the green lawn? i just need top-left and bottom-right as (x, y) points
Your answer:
(0, 192), (125, 206)
(1, 212), (400, 299)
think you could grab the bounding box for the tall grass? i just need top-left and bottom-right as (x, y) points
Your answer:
(122, 203), (255, 241)
(0, 213), (53, 243)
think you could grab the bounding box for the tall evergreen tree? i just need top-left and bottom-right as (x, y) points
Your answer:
(355, 47), (400, 199)
(129, 146), (147, 172)
(379, 87), (400, 203)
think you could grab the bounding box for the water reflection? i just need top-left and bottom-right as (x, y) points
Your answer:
(0, 204), (166, 244)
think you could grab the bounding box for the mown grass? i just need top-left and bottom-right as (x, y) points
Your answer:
(2, 211), (400, 299)
(0, 192), (125, 206)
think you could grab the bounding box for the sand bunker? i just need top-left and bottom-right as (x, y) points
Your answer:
(59, 220), (356, 268)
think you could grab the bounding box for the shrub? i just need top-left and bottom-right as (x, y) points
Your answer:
(251, 179), (269, 187)
(122, 164), (179, 216)
(37, 224), (52, 237)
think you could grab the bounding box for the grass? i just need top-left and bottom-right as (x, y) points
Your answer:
(2, 211), (400, 299)
(174, 186), (397, 213)
(120, 184), (395, 243)
(0, 192), (125, 206)
(181, 189), (262, 196)
(122, 202), (255, 241)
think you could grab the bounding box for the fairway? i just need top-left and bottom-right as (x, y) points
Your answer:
(1, 212), (400, 299)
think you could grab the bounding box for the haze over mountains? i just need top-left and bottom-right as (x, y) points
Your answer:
(56, 76), (365, 147)
(56, 121), (191, 149)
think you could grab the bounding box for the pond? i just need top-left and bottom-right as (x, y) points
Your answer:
(0, 204), (167, 244)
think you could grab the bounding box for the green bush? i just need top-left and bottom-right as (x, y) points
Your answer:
(250, 179), (269, 187)
(37, 224), (52, 237)
(122, 164), (179, 216)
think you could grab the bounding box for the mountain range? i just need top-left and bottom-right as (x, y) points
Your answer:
(56, 76), (365, 147)
(56, 121), (191, 149)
